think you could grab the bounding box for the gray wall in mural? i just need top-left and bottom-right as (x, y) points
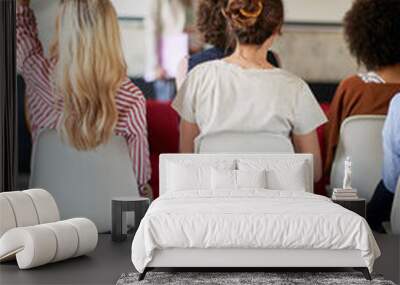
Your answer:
(31, 0), (360, 82)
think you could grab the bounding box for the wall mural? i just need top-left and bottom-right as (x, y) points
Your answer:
(29, 0), (359, 81)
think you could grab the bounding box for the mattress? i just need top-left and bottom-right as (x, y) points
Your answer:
(131, 190), (380, 273)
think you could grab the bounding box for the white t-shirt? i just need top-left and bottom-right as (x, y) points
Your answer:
(172, 60), (327, 149)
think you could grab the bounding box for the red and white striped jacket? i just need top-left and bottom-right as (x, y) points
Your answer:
(16, 5), (151, 193)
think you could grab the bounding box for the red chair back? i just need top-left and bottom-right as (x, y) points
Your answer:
(146, 100), (179, 198)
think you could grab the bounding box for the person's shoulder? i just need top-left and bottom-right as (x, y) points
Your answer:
(116, 78), (145, 106)
(338, 75), (365, 90)
(389, 93), (400, 110)
(386, 93), (400, 133)
(273, 69), (301, 80)
(194, 59), (222, 69)
(115, 79), (146, 127)
(188, 48), (225, 71)
(330, 75), (366, 102)
(271, 69), (310, 89)
(188, 59), (221, 77)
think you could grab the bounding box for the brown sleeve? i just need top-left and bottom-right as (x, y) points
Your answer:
(324, 82), (348, 176)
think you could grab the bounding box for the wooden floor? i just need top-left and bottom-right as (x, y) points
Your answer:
(0, 233), (398, 285)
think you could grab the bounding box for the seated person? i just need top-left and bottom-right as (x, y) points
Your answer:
(367, 94), (400, 233)
(324, 0), (400, 175)
(176, 0), (280, 89)
(172, 0), (327, 182)
(16, 0), (151, 196)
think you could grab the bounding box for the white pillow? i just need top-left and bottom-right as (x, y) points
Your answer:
(167, 160), (235, 191)
(237, 159), (308, 191)
(237, 169), (267, 189)
(211, 168), (236, 190)
(211, 169), (268, 190)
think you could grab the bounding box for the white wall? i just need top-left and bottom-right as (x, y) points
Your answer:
(29, 0), (359, 81)
(109, 0), (354, 23)
(111, 0), (146, 18)
(285, 0), (353, 23)
(29, 0), (145, 76)
(275, 26), (359, 82)
(30, 0), (58, 56)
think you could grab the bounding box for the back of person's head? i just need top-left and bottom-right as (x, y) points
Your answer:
(223, 0), (284, 45)
(197, 0), (230, 50)
(50, 0), (127, 150)
(344, 0), (400, 71)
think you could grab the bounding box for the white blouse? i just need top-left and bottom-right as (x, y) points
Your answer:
(172, 60), (327, 149)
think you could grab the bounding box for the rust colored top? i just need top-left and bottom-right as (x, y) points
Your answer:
(324, 75), (400, 176)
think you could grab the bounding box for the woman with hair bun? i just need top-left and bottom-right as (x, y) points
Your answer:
(173, 0), (327, 181)
(175, 0), (280, 89)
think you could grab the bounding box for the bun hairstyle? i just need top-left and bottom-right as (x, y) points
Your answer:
(225, 0), (263, 29)
(223, 0), (284, 45)
(197, 0), (231, 50)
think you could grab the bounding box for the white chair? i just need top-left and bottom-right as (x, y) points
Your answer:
(330, 115), (386, 202)
(390, 178), (400, 235)
(29, 130), (140, 233)
(197, 132), (295, 154)
(0, 189), (97, 269)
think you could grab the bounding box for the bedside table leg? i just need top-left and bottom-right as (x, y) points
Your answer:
(112, 202), (126, 242)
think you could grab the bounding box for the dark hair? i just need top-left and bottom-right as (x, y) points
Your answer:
(197, 0), (230, 49)
(223, 0), (284, 45)
(344, 0), (400, 70)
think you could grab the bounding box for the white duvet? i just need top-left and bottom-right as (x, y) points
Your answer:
(131, 190), (380, 273)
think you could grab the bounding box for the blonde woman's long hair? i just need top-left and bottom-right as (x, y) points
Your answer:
(50, 0), (127, 150)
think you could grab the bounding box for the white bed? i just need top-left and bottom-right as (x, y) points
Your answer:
(131, 154), (380, 280)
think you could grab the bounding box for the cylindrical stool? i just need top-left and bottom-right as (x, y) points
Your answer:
(111, 197), (150, 242)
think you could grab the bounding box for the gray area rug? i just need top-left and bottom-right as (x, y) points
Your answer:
(117, 272), (396, 285)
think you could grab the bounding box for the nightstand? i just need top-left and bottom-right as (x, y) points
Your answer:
(112, 197), (150, 242)
(332, 198), (366, 218)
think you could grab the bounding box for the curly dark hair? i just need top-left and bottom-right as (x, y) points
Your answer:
(223, 0), (284, 45)
(344, 0), (400, 70)
(197, 0), (230, 49)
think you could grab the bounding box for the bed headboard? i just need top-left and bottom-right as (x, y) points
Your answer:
(159, 154), (314, 195)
